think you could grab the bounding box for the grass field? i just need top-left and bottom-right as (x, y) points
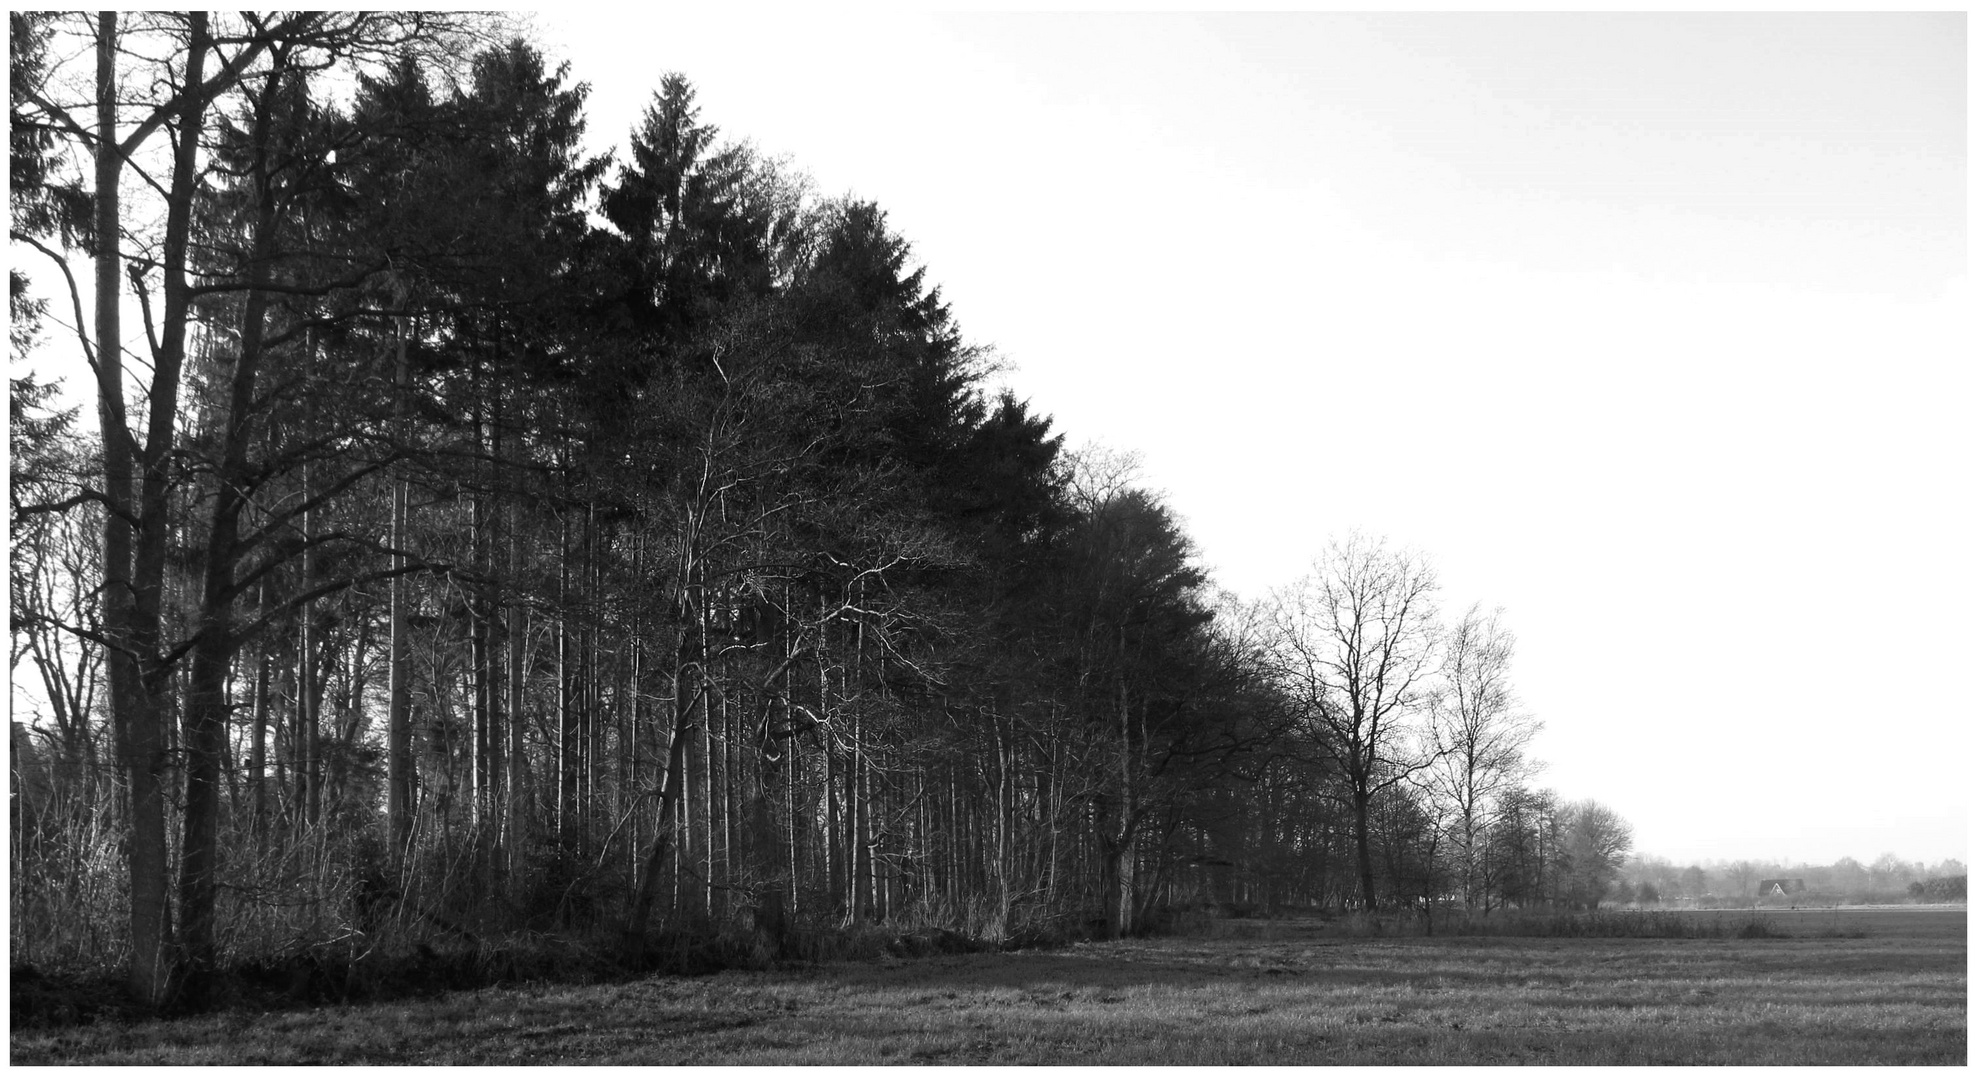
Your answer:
(11, 907), (1964, 1065)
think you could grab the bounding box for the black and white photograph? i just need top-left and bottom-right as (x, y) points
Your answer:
(8, 8), (1967, 1065)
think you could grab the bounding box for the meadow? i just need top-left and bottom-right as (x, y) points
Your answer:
(11, 907), (1964, 1066)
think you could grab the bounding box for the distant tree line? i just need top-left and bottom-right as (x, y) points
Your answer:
(1617, 853), (1967, 907)
(11, 12), (1637, 1010)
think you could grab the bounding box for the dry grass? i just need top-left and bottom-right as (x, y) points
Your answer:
(11, 908), (1964, 1065)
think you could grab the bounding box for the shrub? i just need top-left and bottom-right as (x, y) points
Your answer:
(9, 790), (128, 980)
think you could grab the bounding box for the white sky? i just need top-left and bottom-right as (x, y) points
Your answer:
(534, 10), (1970, 869)
(11, 13), (1966, 870)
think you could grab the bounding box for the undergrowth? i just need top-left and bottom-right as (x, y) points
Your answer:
(10, 913), (997, 1032)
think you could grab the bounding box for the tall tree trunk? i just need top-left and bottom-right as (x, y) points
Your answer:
(823, 664), (840, 912)
(504, 486), (525, 883)
(299, 596), (322, 830)
(1102, 658), (1137, 938)
(847, 587), (867, 922)
(470, 490), (490, 834)
(92, 13), (174, 1005)
(248, 587), (271, 838)
(749, 602), (793, 954)
(557, 511), (578, 851)
(293, 323), (323, 834)
(1354, 787), (1378, 911)
(718, 607), (733, 919)
(785, 675), (801, 919)
(386, 323), (414, 871)
(581, 502), (598, 862)
(701, 598), (716, 914)
(179, 114), (280, 985)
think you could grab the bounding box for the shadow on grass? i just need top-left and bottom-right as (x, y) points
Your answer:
(12, 937), (652, 1032)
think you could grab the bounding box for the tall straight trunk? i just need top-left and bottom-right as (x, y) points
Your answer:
(579, 502), (597, 859)
(718, 615), (734, 915)
(489, 380), (507, 855)
(296, 568), (312, 827)
(249, 583), (271, 836)
(470, 597), (487, 832)
(627, 534), (645, 888)
(1045, 732), (1062, 907)
(991, 716), (1008, 900)
(616, 612), (633, 888)
(847, 591), (867, 921)
(127, 25), (279, 828)
(1316, 816), (1334, 910)
(272, 659), (292, 819)
(89, 11), (176, 1008)
(786, 674), (801, 918)
(947, 764), (961, 905)
(298, 595), (321, 829)
(504, 497), (525, 881)
(625, 590), (641, 883)
(1460, 800), (1477, 912)
(247, 653), (269, 822)
(386, 323), (413, 870)
(702, 593), (715, 912)
(1353, 788), (1378, 911)
(1101, 830), (1134, 939)
(180, 78), (279, 978)
(678, 644), (696, 915)
(465, 362), (496, 837)
(294, 329), (325, 834)
(825, 622), (842, 912)
(469, 487), (490, 831)
(1102, 659), (1136, 939)
(557, 512), (577, 849)
(847, 709), (863, 919)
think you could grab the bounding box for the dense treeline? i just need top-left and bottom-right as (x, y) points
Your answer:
(1617, 854), (1968, 908)
(12, 12), (1640, 1010)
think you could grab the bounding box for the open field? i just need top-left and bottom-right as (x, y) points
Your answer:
(11, 908), (1964, 1065)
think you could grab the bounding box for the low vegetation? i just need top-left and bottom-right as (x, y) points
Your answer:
(12, 908), (1962, 1066)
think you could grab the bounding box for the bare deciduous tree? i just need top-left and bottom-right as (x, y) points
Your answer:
(1427, 603), (1538, 913)
(1268, 533), (1442, 911)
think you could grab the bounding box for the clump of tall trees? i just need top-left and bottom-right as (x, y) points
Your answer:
(10, 12), (1635, 1011)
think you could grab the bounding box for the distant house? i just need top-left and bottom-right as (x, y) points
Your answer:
(1757, 878), (1805, 897)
